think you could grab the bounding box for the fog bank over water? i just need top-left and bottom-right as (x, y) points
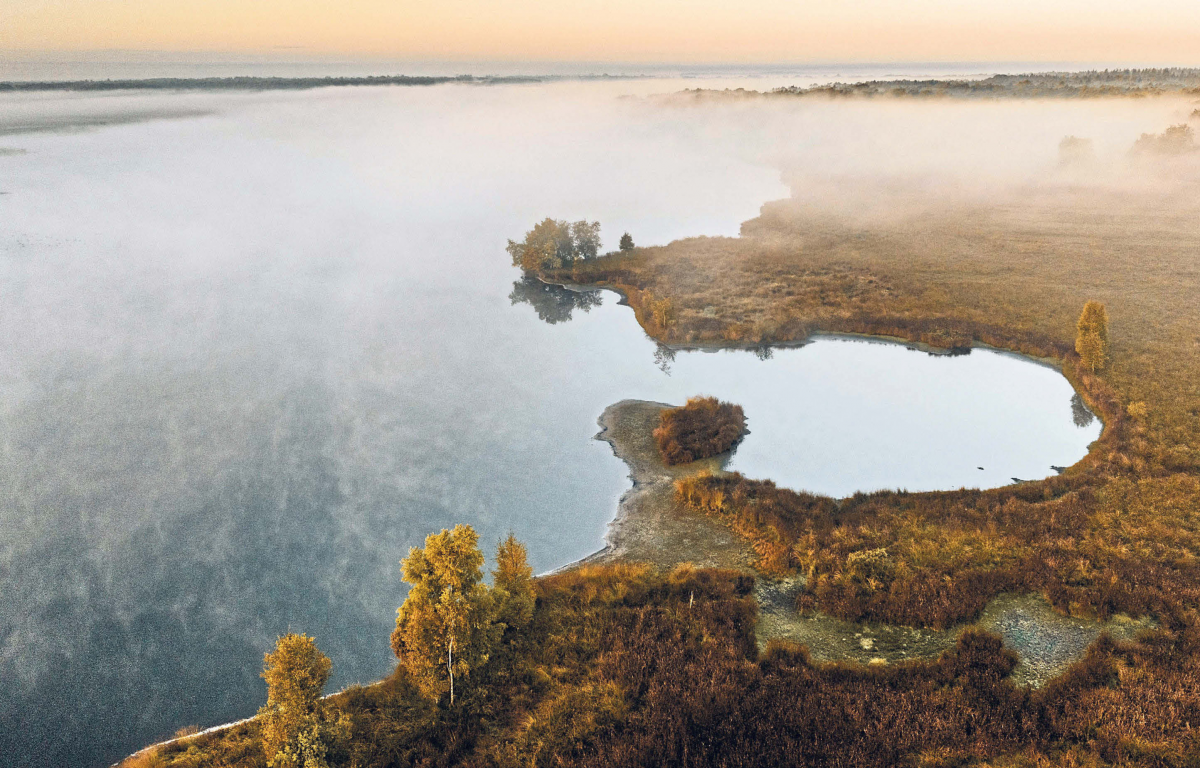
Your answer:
(1, 78), (786, 768)
(0, 76), (1169, 766)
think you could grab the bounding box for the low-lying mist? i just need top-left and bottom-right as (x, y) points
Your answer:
(649, 90), (1200, 219)
(1, 75), (1196, 767)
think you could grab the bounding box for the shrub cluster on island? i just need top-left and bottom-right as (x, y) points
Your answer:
(653, 396), (747, 465)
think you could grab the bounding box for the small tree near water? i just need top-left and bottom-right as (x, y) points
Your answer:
(391, 524), (500, 705)
(259, 633), (337, 768)
(1075, 300), (1109, 373)
(493, 533), (535, 630)
(619, 232), (635, 251)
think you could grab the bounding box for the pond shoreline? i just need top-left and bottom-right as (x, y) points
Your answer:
(558, 398), (752, 574)
(573, 398), (1152, 688)
(546, 277), (1071, 369)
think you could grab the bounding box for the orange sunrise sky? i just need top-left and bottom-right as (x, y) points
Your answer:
(2, 0), (1199, 64)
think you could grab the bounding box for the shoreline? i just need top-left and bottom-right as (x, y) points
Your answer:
(119, 393), (1146, 764)
(568, 397), (1151, 687)
(549, 279), (1070, 368)
(560, 398), (753, 574)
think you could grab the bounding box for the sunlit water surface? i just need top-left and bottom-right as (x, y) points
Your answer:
(0, 79), (1109, 766)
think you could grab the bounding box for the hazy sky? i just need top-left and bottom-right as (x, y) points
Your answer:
(3, 0), (1200, 64)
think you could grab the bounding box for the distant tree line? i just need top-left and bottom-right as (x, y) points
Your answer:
(670, 68), (1200, 101)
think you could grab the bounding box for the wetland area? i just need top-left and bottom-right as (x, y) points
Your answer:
(3, 71), (1199, 767)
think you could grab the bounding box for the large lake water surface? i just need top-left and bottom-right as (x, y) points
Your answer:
(0, 78), (1115, 766)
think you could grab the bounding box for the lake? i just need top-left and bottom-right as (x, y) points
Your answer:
(0, 77), (1109, 766)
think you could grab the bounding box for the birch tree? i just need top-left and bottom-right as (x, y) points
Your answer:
(391, 525), (499, 704)
(259, 633), (334, 767)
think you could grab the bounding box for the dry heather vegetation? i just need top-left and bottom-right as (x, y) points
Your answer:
(129, 142), (1200, 768)
(654, 396), (747, 465)
(123, 565), (1200, 768)
(544, 174), (1200, 761)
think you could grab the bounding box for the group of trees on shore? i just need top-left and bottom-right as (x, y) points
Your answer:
(255, 526), (534, 767)
(506, 219), (634, 273)
(390, 526), (534, 705)
(506, 219), (603, 272)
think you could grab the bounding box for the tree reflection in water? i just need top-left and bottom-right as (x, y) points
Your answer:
(1071, 393), (1096, 428)
(508, 276), (602, 325)
(654, 343), (676, 375)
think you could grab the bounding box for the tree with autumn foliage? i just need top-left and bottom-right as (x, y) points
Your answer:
(259, 633), (346, 768)
(506, 218), (601, 272)
(391, 525), (501, 705)
(1075, 300), (1109, 373)
(493, 533), (535, 630)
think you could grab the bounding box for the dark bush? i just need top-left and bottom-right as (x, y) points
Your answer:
(654, 396), (746, 465)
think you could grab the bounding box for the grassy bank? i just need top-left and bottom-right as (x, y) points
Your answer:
(125, 564), (1200, 768)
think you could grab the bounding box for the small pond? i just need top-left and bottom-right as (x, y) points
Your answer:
(636, 325), (1101, 497)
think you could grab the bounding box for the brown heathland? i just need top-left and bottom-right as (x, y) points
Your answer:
(128, 565), (1200, 768)
(127, 158), (1200, 767)
(542, 181), (1200, 632)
